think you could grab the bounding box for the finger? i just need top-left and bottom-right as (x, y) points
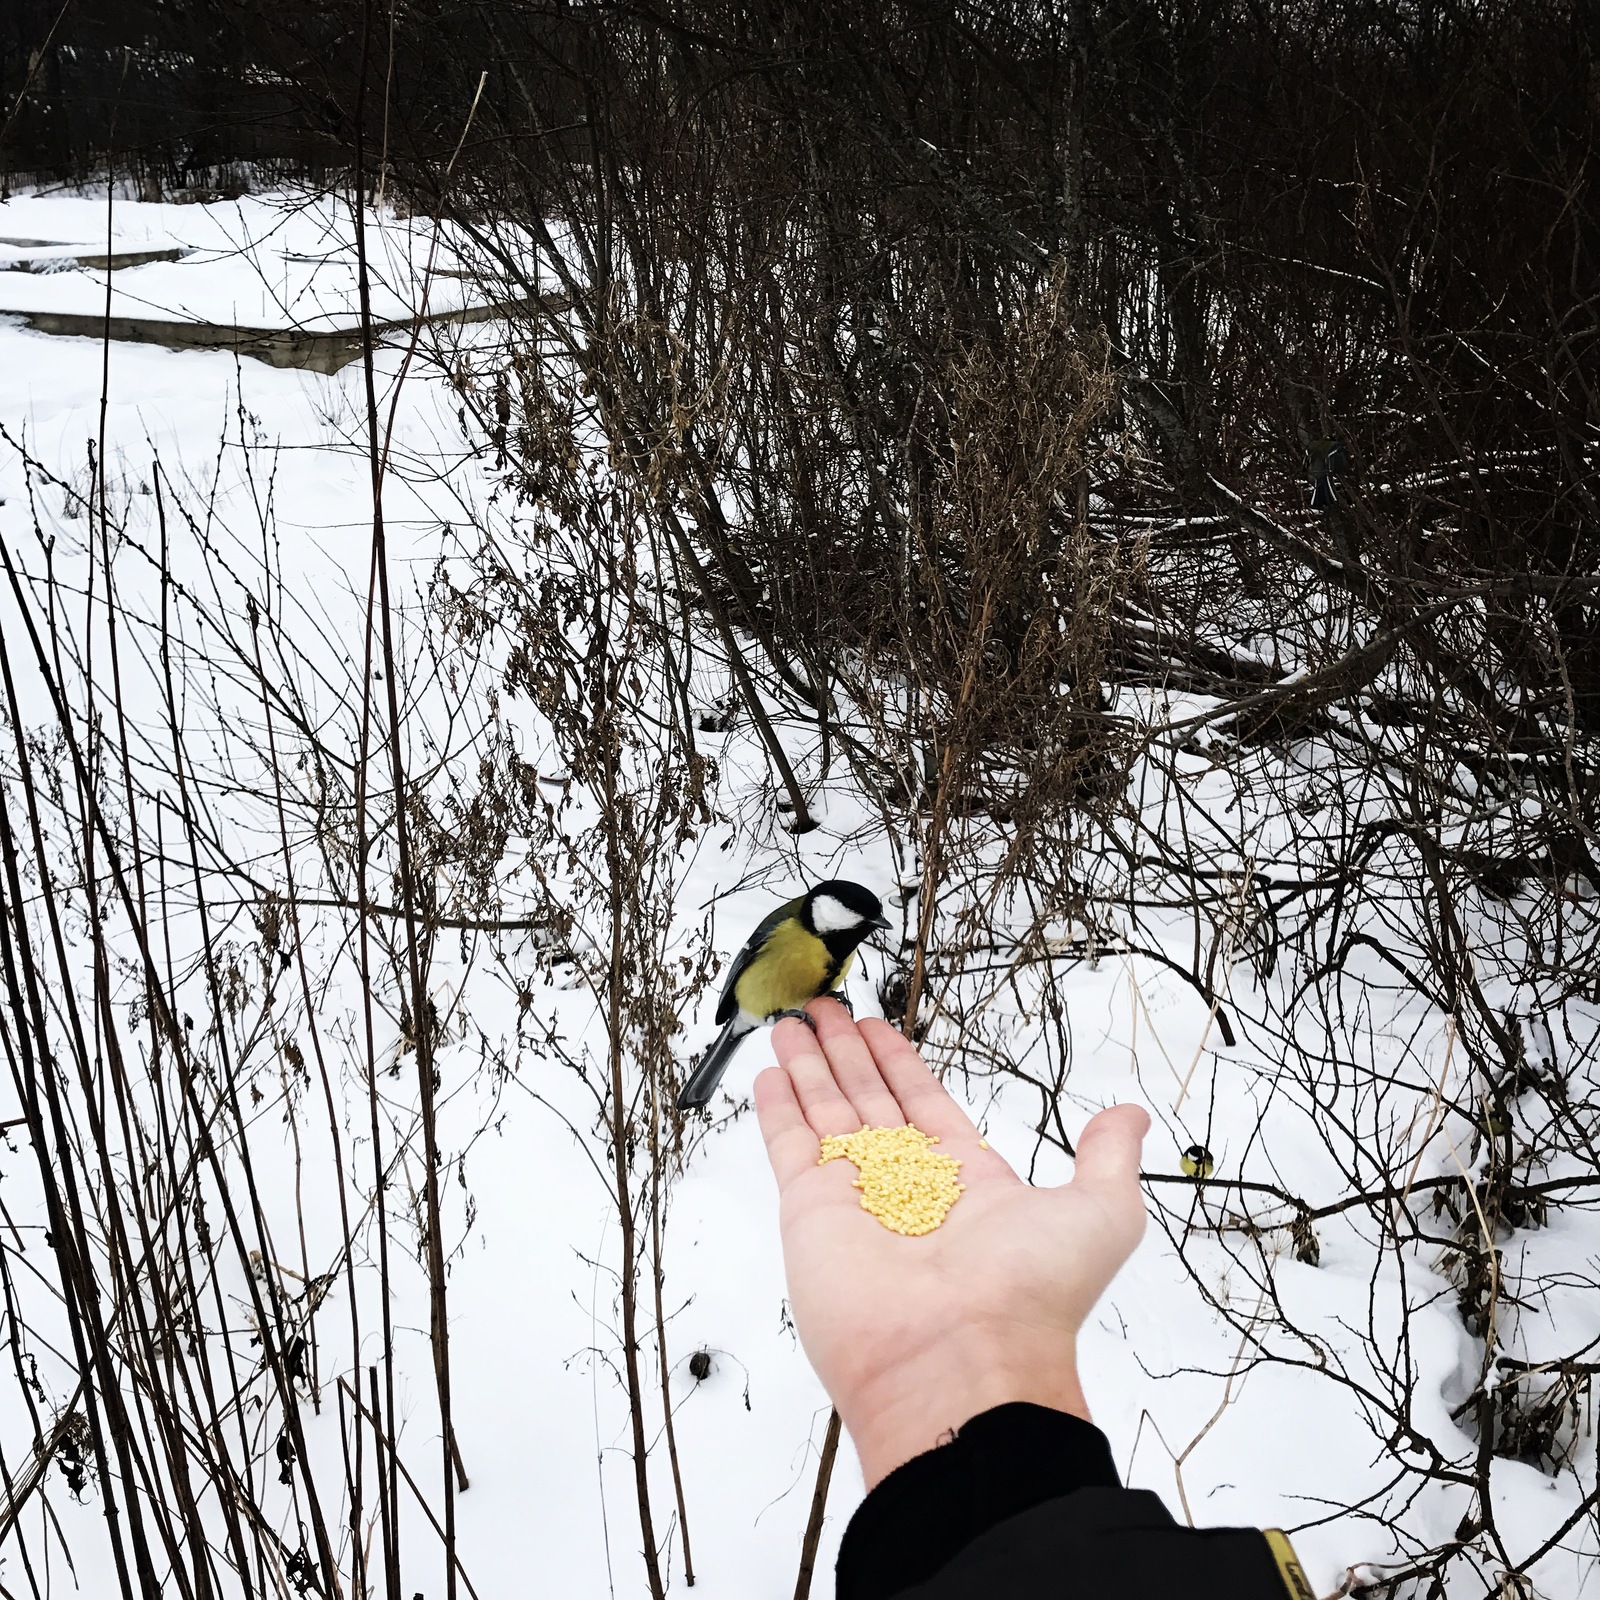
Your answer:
(773, 1015), (864, 1139)
(753, 1066), (820, 1189)
(805, 998), (904, 1128)
(1070, 1104), (1150, 1194)
(857, 1018), (983, 1147)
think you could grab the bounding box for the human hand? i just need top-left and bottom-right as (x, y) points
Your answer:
(754, 999), (1149, 1487)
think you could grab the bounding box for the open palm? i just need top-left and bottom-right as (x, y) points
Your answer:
(755, 999), (1150, 1486)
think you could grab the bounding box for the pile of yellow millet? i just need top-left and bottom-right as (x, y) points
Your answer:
(818, 1124), (965, 1236)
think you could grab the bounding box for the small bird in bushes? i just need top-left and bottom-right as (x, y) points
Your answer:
(676, 880), (891, 1112)
(1306, 436), (1349, 510)
(1180, 1144), (1215, 1180)
(1546, 831), (1600, 899)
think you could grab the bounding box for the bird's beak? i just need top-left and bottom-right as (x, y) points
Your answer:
(869, 915), (892, 935)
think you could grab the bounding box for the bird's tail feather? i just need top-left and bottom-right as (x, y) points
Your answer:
(676, 1019), (753, 1111)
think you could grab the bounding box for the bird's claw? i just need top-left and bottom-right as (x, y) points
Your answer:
(771, 1007), (821, 1034)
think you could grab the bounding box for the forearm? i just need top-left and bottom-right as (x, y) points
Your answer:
(838, 1333), (1091, 1488)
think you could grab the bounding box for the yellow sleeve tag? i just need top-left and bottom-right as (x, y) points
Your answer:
(1263, 1529), (1316, 1600)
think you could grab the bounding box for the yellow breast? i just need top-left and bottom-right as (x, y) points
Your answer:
(733, 922), (853, 1020)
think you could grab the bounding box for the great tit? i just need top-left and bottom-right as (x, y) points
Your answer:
(1306, 437), (1349, 510)
(1180, 1144), (1215, 1179)
(676, 880), (891, 1112)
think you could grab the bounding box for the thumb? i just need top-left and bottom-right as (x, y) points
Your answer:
(1071, 1103), (1150, 1192)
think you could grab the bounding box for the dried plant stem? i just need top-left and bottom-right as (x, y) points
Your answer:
(793, 1408), (843, 1600)
(353, 12), (463, 1600)
(598, 729), (667, 1600)
(339, 1378), (484, 1600)
(649, 1092), (695, 1585)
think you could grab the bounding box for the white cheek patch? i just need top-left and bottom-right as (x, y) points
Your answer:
(810, 895), (865, 934)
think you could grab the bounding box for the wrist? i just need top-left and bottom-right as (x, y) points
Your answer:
(836, 1332), (1090, 1487)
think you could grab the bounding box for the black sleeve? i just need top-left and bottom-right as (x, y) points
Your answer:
(835, 1403), (1307, 1600)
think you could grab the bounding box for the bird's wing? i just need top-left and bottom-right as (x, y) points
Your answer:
(715, 896), (805, 1024)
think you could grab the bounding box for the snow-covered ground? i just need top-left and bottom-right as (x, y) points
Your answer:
(0, 190), (480, 327)
(1, 187), (1595, 1599)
